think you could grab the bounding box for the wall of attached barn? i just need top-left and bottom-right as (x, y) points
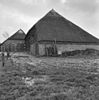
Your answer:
(36, 43), (99, 56)
(25, 25), (37, 52)
(30, 43), (36, 55)
(30, 42), (39, 56)
(1, 40), (25, 52)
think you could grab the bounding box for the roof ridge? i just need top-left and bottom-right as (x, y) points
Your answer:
(15, 29), (25, 34)
(45, 9), (62, 17)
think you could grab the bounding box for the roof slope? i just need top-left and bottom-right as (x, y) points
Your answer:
(27, 9), (99, 44)
(9, 29), (25, 40)
(1, 29), (25, 45)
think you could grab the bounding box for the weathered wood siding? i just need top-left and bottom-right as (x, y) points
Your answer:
(1, 40), (25, 52)
(30, 44), (36, 55)
(25, 25), (37, 52)
(30, 42), (39, 56)
(33, 44), (99, 56)
(57, 44), (99, 54)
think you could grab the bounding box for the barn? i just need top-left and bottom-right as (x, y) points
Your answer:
(25, 9), (99, 56)
(0, 29), (26, 52)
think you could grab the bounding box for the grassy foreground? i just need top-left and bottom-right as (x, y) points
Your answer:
(0, 55), (99, 100)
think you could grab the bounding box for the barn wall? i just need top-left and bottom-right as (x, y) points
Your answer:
(30, 43), (36, 55)
(56, 44), (99, 54)
(38, 44), (99, 56)
(1, 40), (25, 52)
(30, 43), (51, 55)
(38, 44), (45, 55)
(3, 40), (24, 45)
(30, 43), (39, 56)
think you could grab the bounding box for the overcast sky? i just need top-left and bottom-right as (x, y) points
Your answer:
(0, 0), (99, 42)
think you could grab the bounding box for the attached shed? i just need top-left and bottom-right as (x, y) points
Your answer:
(25, 9), (99, 56)
(1, 29), (26, 52)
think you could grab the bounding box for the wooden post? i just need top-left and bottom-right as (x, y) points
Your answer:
(35, 42), (39, 56)
(1, 45), (5, 67)
(53, 38), (57, 56)
(2, 52), (5, 67)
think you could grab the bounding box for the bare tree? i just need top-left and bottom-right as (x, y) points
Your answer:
(2, 32), (9, 39)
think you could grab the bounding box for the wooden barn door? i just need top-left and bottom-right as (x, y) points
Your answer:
(45, 43), (58, 56)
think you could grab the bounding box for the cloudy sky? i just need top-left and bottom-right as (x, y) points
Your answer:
(0, 0), (99, 42)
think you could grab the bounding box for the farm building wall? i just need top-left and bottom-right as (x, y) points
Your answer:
(36, 43), (99, 56)
(30, 43), (39, 56)
(1, 40), (25, 52)
(30, 43), (36, 55)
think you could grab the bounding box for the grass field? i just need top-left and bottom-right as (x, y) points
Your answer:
(0, 53), (99, 100)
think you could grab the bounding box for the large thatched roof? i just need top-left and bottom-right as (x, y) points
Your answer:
(26, 9), (99, 44)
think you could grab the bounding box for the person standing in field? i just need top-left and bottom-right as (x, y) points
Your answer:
(1, 52), (5, 67)
(7, 52), (10, 60)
